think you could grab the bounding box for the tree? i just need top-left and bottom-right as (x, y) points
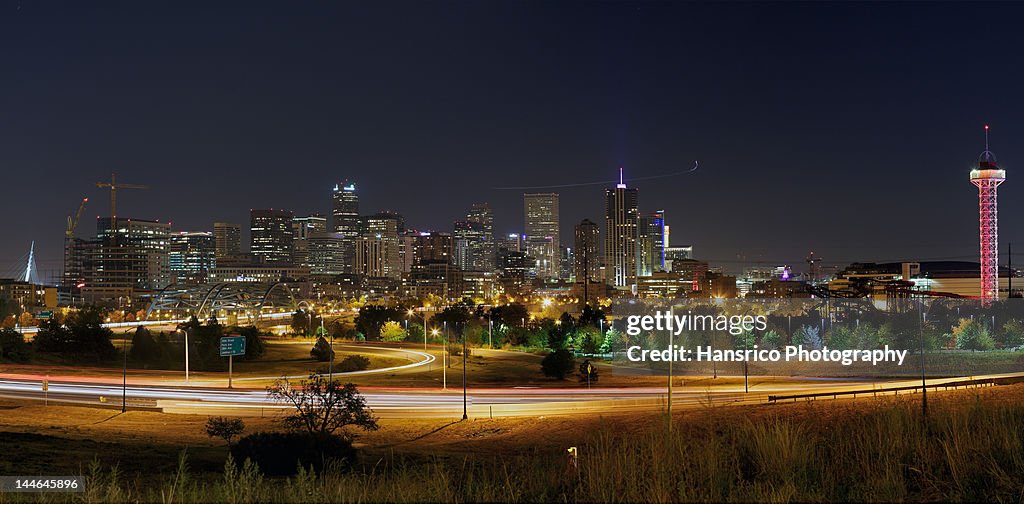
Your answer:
(578, 304), (606, 329)
(310, 336), (335, 362)
(490, 303), (528, 327)
(541, 349), (575, 380)
(953, 318), (994, 351)
(229, 325), (266, 359)
(268, 373), (379, 441)
(578, 359), (598, 385)
(34, 306), (115, 363)
(355, 305), (406, 340)
(599, 327), (622, 354)
(998, 319), (1024, 349)
(205, 416), (245, 446)
(129, 325), (160, 364)
(379, 321), (407, 342)
(291, 310), (311, 336)
(0, 328), (30, 363)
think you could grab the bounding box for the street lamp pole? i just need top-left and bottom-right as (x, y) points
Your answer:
(121, 330), (128, 413)
(183, 329), (189, 384)
(919, 300), (927, 418)
(462, 322), (468, 420)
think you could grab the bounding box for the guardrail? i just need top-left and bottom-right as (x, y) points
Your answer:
(767, 378), (996, 403)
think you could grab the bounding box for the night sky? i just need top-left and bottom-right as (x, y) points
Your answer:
(3, 1), (1024, 280)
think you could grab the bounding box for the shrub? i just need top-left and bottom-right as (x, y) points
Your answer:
(336, 354), (370, 372)
(541, 349), (575, 380)
(579, 359), (598, 384)
(310, 336), (335, 362)
(230, 432), (356, 476)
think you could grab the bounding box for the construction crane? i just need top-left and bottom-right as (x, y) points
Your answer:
(66, 197), (89, 239)
(96, 173), (149, 226)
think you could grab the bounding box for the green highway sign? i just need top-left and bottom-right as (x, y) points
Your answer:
(219, 335), (246, 357)
(35, 311), (52, 319)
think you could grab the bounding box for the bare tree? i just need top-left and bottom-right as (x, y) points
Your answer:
(205, 416), (245, 446)
(267, 373), (378, 441)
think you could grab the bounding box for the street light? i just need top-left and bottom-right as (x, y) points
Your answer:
(462, 321), (468, 420)
(183, 328), (190, 384)
(432, 328), (444, 389)
(121, 329), (128, 413)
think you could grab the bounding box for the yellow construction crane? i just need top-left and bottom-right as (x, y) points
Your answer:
(96, 173), (149, 225)
(66, 197), (89, 239)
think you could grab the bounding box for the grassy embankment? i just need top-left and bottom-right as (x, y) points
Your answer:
(2, 384), (1024, 503)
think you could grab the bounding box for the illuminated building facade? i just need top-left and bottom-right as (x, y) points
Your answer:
(332, 181), (360, 272)
(574, 219), (600, 285)
(250, 209), (295, 265)
(169, 231), (216, 284)
(524, 193), (560, 279)
(604, 170), (639, 290)
(213, 222), (241, 258)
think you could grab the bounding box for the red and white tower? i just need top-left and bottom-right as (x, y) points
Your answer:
(970, 125), (1006, 304)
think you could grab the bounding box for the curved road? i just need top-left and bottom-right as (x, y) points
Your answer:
(0, 343), (1013, 418)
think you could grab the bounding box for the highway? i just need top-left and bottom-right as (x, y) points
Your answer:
(0, 342), (1012, 419)
(0, 373), (984, 419)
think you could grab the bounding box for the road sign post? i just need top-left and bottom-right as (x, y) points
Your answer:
(42, 378), (48, 406)
(219, 336), (246, 389)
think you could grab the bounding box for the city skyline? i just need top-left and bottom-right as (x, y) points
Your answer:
(3, 2), (1024, 277)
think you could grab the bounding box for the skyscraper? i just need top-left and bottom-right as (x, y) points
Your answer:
(524, 193), (559, 279)
(213, 222), (241, 258)
(638, 210), (666, 277)
(574, 218), (600, 285)
(453, 219), (487, 271)
(91, 217), (171, 296)
(292, 214), (327, 269)
(306, 232), (347, 275)
(357, 212), (401, 278)
(169, 231), (216, 284)
(332, 181), (359, 272)
(250, 209), (295, 265)
(467, 203), (495, 271)
(604, 170), (639, 290)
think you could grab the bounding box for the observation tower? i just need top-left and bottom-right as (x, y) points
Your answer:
(970, 125), (1006, 304)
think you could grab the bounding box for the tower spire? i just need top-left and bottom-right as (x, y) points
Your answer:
(617, 167), (626, 189)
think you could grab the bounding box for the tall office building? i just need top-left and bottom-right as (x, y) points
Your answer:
(356, 212), (401, 279)
(213, 222), (241, 258)
(169, 231), (216, 284)
(466, 203), (495, 271)
(574, 219), (600, 284)
(524, 193), (560, 278)
(332, 181), (360, 272)
(496, 233), (524, 253)
(292, 214), (327, 268)
(638, 210), (666, 277)
(307, 232), (347, 275)
(355, 235), (401, 279)
(91, 217), (171, 294)
(604, 170), (640, 290)
(413, 232), (453, 265)
(250, 209), (295, 265)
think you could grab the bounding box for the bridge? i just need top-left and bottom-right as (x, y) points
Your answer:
(144, 282), (299, 321)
